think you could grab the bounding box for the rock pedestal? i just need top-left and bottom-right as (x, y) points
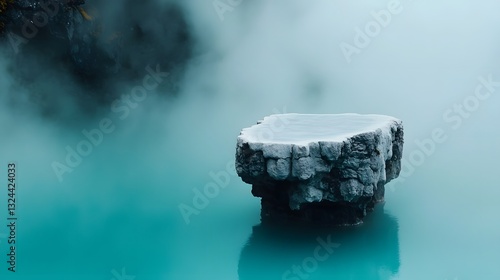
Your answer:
(235, 114), (404, 225)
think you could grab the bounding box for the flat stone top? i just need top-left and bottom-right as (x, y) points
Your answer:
(239, 113), (401, 145)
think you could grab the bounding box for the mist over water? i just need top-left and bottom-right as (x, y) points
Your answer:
(1, 0), (500, 279)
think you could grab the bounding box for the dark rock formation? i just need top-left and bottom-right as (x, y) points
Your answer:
(0, 0), (192, 107)
(236, 114), (404, 225)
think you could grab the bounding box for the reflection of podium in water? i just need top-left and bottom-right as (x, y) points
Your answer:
(238, 205), (400, 280)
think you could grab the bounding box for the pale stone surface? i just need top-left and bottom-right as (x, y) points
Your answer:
(235, 113), (404, 225)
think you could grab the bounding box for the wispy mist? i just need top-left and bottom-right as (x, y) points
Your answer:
(0, 0), (499, 182)
(1, 0), (500, 278)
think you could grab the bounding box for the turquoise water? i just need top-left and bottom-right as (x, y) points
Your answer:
(0, 106), (499, 280)
(2, 0), (500, 279)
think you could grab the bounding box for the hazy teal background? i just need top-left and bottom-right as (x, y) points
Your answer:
(1, 0), (500, 279)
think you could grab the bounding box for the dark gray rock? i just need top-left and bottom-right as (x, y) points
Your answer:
(0, 0), (192, 107)
(236, 113), (404, 225)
